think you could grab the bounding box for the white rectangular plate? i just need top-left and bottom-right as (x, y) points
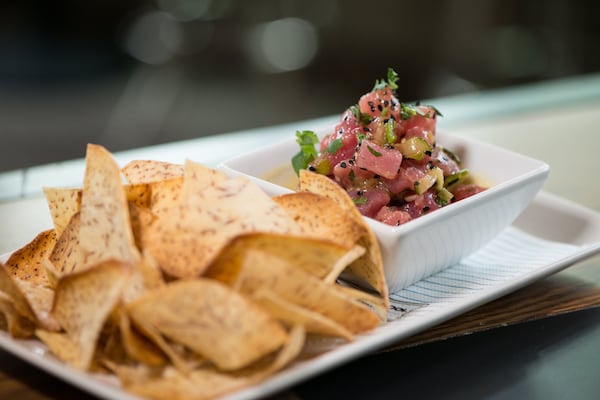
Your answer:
(1, 191), (599, 400)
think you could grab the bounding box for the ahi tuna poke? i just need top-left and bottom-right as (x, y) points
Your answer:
(292, 68), (486, 226)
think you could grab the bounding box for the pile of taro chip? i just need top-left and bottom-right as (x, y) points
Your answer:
(0, 144), (389, 399)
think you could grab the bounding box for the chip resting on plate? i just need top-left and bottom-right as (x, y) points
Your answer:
(0, 143), (388, 400)
(298, 169), (389, 308)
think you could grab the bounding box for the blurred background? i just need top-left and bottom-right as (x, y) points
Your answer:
(1, 0), (599, 172)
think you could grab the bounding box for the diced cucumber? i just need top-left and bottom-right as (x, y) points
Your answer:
(428, 166), (444, 191)
(444, 169), (469, 189)
(385, 119), (397, 144)
(413, 167), (444, 195)
(396, 137), (432, 160)
(437, 187), (454, 205)
(314, 158), (331, 175)
(414, 174), (436, 194)
(440, 146), (462, 164)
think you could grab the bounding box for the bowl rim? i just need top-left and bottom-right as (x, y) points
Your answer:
(219, 129), (550, 235)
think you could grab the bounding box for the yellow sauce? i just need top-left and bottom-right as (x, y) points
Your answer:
(262, 164), (298, 190)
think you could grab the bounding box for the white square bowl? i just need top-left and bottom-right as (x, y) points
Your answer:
(218, 130), (550, 293)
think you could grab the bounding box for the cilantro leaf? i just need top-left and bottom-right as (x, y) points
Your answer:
(296, 129), (319, 149)
(291, 130), (319, 175)
(373, 67), (399, 91)
(348, 169), (356, 182)
(400, 102), (444, 120)
(386, 68), (399, 90)
(367, 145), (382, 157)
(399, 103), (424, 120)
(350, 104), (372, 126)
(326, 138), (343, 154)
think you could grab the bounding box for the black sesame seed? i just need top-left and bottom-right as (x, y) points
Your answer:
(308, 166), (316, 171)
(340, 161), (347, 168)
(377, 104), (383, 112)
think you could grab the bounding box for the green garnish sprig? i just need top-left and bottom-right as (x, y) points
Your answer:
(349, 105), (372, 126)
(400, 102), (444, 120)
(373, 67), (399, 91)
(291, 130), (318, 175)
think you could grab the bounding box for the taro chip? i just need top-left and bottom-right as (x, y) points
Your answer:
(128, 202), (155, 253)
(149, 177), (183, 216)
(95, 320), (129, 365)
(235, 250), (380, 334)
(138, 250), (165, 291)
(298, 170), (364, 221)
(1, 246), (60, 331)
(130, 316), (204, 374)
(112, 363), (252, 400)
(120, 250), (165, 305)
(252, 289), (353, 341)
(48, 212), (81, 276)
(35, 330), (82, 367)
(78, 144), (140, 271)
(298, 169), (389, 308)
(127, 279), (288, 371)
(181, 159), (228, 198)
(118, 308), (166, 366)
(273, 192), (367, 249)
(0, 294), (36, 338)
(42, 258), (60, 289)
(43, 184), (150, 238)
(0, 264), (37, 323)
(125, 183), (152, 208)
(5, 229), (56, 286)
(143, 173), (299, 278)
(121, 160), (184, 184)
(123, 185), (154, 255)
(43, 187), (81, 237)
(206, 232), (360, 284)
(323, 245), (366, 284)
(14, 279), (60, 331)
(335, 283), (388, 322)
(111, 326), (305, 400)
(49, 260), (131, 370)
